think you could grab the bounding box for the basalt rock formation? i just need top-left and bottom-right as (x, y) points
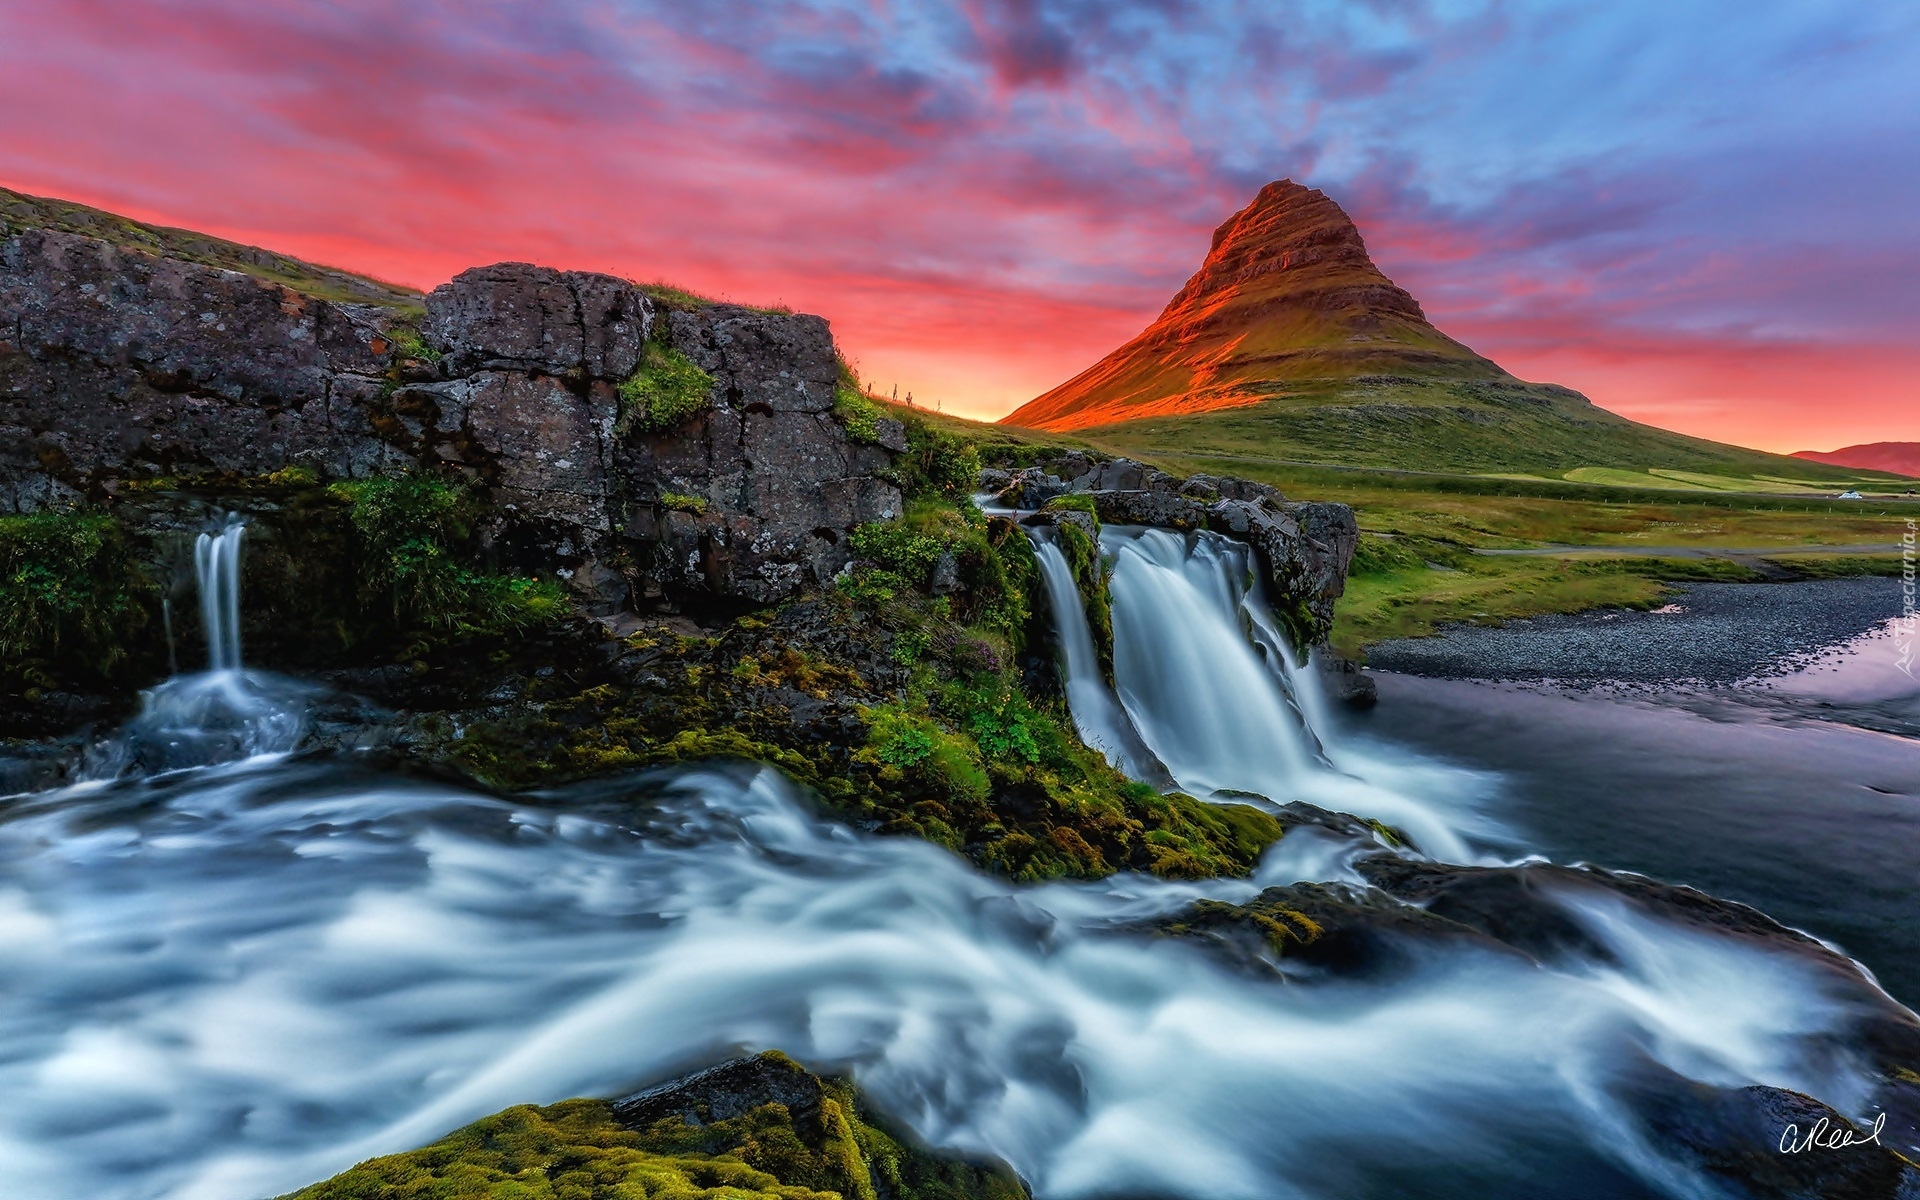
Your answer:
(1004, 179), (1518, 432)
(1, 193), (903, 608)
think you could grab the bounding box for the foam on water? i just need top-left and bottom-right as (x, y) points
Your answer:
(0, 762), (1877, 1200)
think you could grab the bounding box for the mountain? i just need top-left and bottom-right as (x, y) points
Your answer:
(1004, 179), (1514, 432)
(1002, 181), (1900, 488)
(1793, 442), (1920, 479)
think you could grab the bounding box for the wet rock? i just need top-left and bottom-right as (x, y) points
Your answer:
(1317, 653), (1377, 706)
(1632, 1080), (1920, 1200)
(613, 1052), (827, 1130)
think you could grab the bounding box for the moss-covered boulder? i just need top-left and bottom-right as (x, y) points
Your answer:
(280, 1052), (1027, 1200)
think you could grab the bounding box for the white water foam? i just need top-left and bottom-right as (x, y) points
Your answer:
(0, 763), (1876, 1200)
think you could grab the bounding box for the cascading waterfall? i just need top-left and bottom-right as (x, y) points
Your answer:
(5, 509), (1910, 1200)
(1029, 532), (1169, 784)
(1085, 525), (1497, 861)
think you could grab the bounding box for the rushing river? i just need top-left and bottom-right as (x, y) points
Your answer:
(0, 522), (1911, 1200)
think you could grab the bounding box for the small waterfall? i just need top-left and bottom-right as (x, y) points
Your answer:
(85, 513), (308, 777)
(1030, 524), (1496, 861)
(1029, 532), (1169, 784)
(194, 514), (246, 670)
(1105, 528), (1322, 795)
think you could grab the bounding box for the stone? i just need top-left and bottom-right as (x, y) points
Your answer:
(425, 263), (650, 379)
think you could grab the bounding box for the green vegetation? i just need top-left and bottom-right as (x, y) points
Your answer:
(384, 325), (444, 364)
(618, 344), (716, 435)
(832, 358), (888, 445)
(453, 481), (1284, 883)
(328, 476), (566, 635)
(0, 508), (152, 685)
(280, 1053), (1024, 1200)
(0, 184), (423, 310)
(659, 491), (711, 515)
(1062, 415), (1917, 653)
(1072, 377), (1911, 486)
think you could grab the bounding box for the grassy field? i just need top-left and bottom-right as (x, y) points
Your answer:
(1088, 450), (1915, 655)
(1072, 378), (1913, 490)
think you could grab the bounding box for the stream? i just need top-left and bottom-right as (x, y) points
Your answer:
(0, 523), (1913, 1200)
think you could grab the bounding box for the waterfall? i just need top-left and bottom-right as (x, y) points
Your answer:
(1106, 528), (1324, 791)
(1029, 532), (1169, 784)
(1032, 524), (1497, 861)
(83, 513), (308, 777)
(194, 514), (246, 671)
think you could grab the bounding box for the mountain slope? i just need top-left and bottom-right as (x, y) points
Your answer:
(1004, 180), (1513, 432)
(0, 185), (423, 308)
(1794, 442), (1920, 479)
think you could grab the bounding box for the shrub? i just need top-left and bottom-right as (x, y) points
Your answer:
(617, 343), (715, 435)
(0, 509), (151, 675)
(327, 476), (565, 634)
(888, 416), (980, 499)
(848, 521), (945, 585)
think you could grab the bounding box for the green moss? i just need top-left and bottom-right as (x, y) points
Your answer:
(834, 385), (886, 446)
(0, 508), (155, 686)
(659, 491), (711, 515)
(326, 476), (566, 635)
(1051, 518), (1111, 675)
(280, 1053), (1025, 1200)
(618, 343), (716, 435)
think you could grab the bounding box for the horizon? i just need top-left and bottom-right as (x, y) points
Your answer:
(3, 1), (1916, 453)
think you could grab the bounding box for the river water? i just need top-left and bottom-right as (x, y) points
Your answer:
(0, 527), (1912, 1200)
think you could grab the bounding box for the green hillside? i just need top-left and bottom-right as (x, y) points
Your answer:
(1066, 377), (1910, 493)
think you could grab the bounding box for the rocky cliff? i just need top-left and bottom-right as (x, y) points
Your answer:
(1, 212), (903, 607)
(1004, 179), (1516, 432)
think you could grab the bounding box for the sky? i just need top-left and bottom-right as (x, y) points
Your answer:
(2, 0), (1916, 452)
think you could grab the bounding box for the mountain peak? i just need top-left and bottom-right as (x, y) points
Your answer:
(1003, 180), (1509, 431)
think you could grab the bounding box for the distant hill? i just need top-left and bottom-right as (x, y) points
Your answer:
(1793, 442), (1920, 479)
(0, 185), (423, 309)
(1003, 180), (1515, 432)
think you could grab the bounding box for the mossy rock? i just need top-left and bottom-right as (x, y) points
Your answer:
(280, 1051), (1028, 1200)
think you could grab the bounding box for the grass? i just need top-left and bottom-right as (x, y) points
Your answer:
(618, 343), (716, 435)
(1070, 377), (1911, 487)
(1015, 399), (1914, 652)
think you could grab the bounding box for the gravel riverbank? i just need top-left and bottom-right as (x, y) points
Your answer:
(1362, 575), (1908, 684)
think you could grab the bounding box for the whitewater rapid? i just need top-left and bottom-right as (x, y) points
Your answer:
(0, 760), (1877, 1200)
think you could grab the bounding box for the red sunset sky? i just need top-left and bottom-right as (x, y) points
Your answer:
(3, 0), (1916, 452)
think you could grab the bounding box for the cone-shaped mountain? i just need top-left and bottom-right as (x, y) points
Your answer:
(1005, 180), (1511, 431)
